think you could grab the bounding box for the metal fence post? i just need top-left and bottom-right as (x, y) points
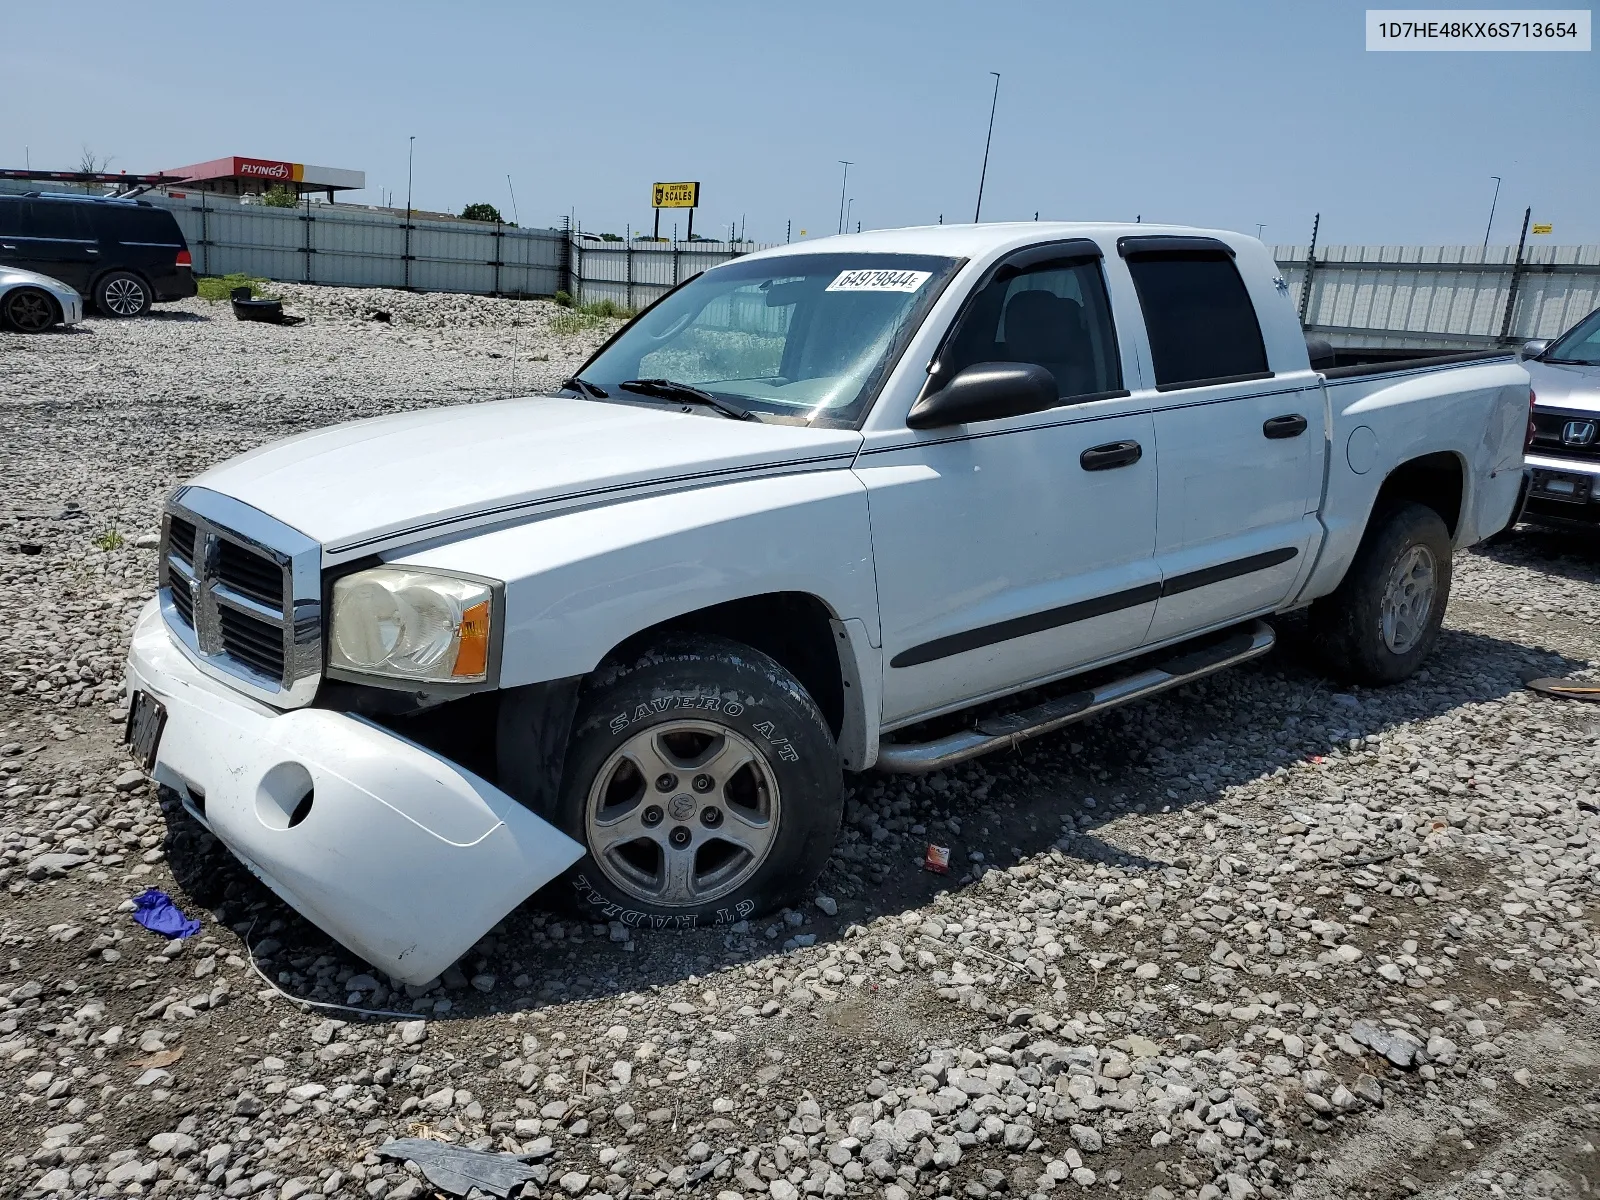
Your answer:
(626, 240), (634, 311)
(1297, 212), (1320, 328)
(558, 215), (572, 298)
(302, 194), (313, 283)
(493, 219), (503, 297)
(1499, 207), (1531, 343)
(403, 214), (413, 291)
(199, 193), (210, 276)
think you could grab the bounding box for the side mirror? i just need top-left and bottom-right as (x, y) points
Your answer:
(906, 362), (1058, 430)
(1519, 339), (1550, 360)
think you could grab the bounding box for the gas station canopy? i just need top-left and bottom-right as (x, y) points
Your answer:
(160, 156), (366, 198)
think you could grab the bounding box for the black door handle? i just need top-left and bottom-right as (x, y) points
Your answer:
(1263, 413), (1308, 439)
(1080, 440), (1143, 471)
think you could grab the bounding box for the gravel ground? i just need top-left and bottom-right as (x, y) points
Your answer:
(0, 290), (1596, 1200)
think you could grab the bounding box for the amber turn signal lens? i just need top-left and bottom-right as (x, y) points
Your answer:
(452, 600), (491, 678)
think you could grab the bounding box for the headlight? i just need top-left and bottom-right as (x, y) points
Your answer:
(329, 568), (496, 684)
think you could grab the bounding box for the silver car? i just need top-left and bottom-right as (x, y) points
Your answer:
(1521, 307), (1600, 530)
(0, 264), (83, 333)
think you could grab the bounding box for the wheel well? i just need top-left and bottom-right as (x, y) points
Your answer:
(617, 593), (846, 738)
(1372, 452), (1464, 537)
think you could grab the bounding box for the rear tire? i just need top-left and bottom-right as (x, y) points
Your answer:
(94, 271), (151, 317)
(1, 287), (59, 332)
(1309, 501), (1452, 685)
(503, 634), (843, 930)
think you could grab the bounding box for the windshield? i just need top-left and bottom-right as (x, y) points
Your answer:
(570, 252), (961, 426)
(1543, 308), (1600, 366)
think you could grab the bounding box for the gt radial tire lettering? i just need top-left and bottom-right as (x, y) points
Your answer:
(571, 874), (755, 927)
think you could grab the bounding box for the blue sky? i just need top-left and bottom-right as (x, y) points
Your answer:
(9, 0), (1597, 247)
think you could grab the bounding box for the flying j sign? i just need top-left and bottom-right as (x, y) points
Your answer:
(652, 182), (700, 209)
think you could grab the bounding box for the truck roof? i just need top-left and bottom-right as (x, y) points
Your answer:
(740, 221), (1255, 263)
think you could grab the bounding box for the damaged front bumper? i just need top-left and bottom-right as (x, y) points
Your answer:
(125, 599), (582, 985)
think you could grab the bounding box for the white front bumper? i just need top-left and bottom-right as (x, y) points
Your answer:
(125, 600), (583, 985)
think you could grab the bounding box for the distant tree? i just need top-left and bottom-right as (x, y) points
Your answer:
(460, 202), (507, 224)
(261, 184), (300, 208)
(599, 232), (623, 242)
(77, 145), (113, 175)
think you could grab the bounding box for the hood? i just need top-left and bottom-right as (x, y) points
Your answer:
(1527, 358), (1600, 414)
(0, 264), (78, 295)
(193, 396), (862, 554)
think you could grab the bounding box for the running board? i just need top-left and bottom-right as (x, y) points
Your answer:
(874, 620), (1276, 774)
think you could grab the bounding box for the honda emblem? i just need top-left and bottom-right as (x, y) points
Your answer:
(1561, 419), (1597, 447)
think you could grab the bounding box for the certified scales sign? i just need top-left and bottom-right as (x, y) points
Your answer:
(652, 182), (700, 209)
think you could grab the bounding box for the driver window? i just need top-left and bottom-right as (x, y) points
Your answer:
(938, 256), (1122, 402)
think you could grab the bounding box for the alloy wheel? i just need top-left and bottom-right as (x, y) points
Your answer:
(584, 719), (781, 907)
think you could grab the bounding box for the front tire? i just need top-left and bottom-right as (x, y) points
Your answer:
(94, 271), (151, 317)
(508, 634), (843, 929)
(1309, 501), (1452, 685)
(2, 287), (59, 333)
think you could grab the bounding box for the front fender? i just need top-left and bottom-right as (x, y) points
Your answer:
(391, 466), (881, 722)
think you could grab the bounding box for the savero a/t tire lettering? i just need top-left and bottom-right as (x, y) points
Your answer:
(528, 634), (842, 929)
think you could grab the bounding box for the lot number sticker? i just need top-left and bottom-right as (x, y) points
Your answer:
(826, 268), (931, 293)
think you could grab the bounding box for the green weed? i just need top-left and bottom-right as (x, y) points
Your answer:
(196, 274), (274, 302)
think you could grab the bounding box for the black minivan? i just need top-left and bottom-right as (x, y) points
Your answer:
(0, 193), (197, 317)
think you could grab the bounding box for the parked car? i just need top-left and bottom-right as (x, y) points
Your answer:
(0, 192), (196, 317)
(123, 223), (1529, 983)
(0, 264), (82, 332)
(1518, 307), (1600, 529)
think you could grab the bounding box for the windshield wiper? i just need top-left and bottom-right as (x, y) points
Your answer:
(1540, 357), (1598, 366)
(562, 375), (608, 399)
(619, 378), (754, 421)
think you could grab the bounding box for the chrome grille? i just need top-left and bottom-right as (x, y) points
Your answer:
(1529, 409), (1600, 463)
(158, 487), (322, 707)
(218, 538), (285, 608)
(219, 607), (286, 678)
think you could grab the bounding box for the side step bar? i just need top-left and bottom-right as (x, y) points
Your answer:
(875, 621), (1276, 774)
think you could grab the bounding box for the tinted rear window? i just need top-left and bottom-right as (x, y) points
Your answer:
(0, 200), (23, 237)
(98, 205), (183, 244)
(1125, 252), (1269, 389)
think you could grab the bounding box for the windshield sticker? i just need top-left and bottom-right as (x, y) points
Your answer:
(826, 268), (932, 293)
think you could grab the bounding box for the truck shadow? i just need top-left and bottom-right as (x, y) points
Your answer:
(158, 617), (1590, 1026)
(1476, 523), (1600, 576)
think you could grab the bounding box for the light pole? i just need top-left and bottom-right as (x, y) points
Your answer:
(404, 136), (416, 290)
(836, 161), (852, 235)
(1483, 176), (1502, 250)
(845, 198), (853, 234)
(974, 71), (1001, 223)
(1255, 223), (1266, 240)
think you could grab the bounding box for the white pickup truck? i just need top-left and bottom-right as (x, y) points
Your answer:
(124, 223), (1529, 984)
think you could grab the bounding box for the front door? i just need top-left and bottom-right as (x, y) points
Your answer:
(859, 242), (1161, 728)
(1118, 239), (1324, 644)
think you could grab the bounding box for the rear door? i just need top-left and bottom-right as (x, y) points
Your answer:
(0, 200), (94, 290)
(7, 201), (99, 292)
(1117, 237), (1325, 643)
